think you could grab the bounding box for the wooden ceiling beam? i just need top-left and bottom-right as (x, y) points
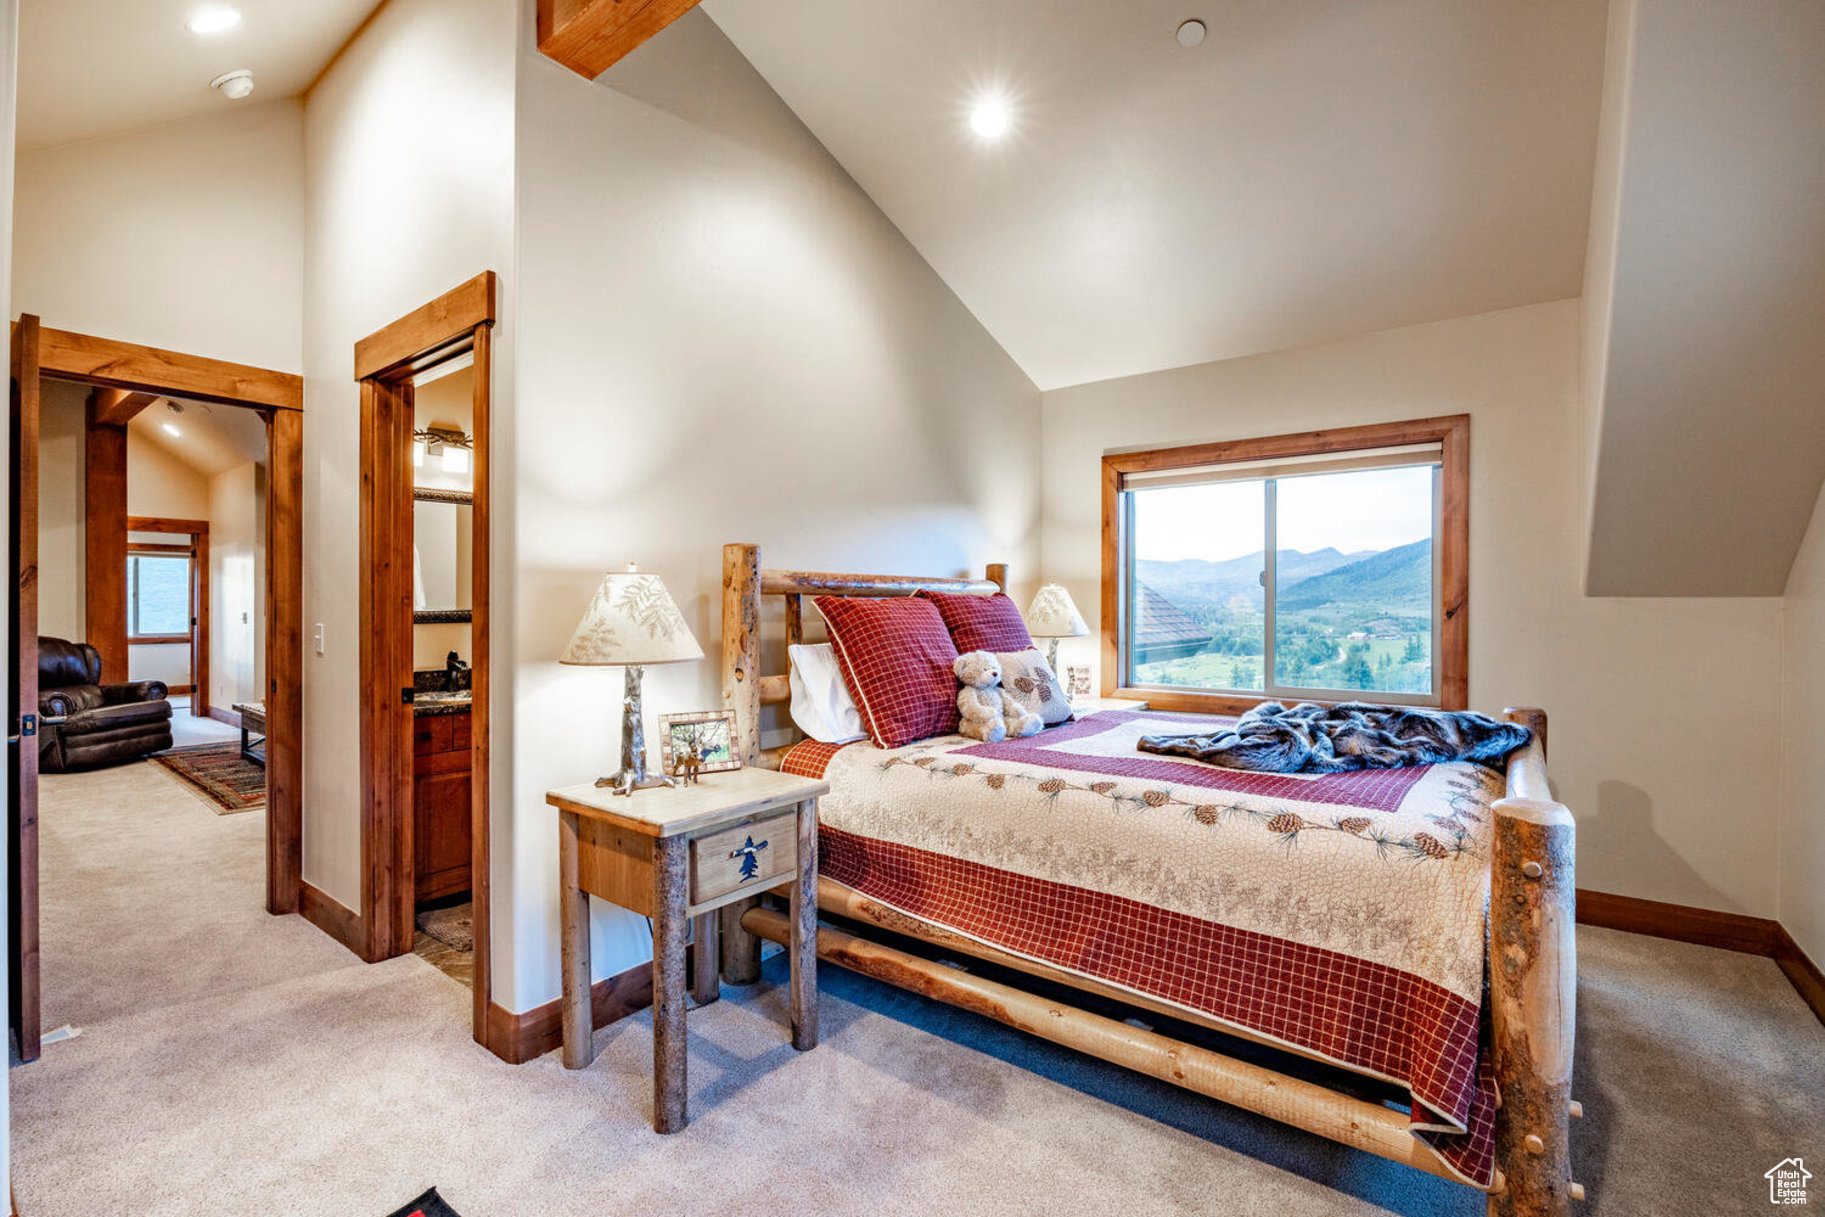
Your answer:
(86, 388), (160, 427)
(537, 0), (701, 80)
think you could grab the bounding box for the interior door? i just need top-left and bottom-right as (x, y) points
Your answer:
(9, 315), (42, 1063)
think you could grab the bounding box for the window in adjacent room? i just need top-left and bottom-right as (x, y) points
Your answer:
(1101, 416), (1468, 712)
(127, 550), (194, 642)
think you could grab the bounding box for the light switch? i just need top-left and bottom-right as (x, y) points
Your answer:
(314, 623), (326, 655)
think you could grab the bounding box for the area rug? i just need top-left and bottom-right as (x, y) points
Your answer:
(415, 903), (473, 952)
(385, 1188), (463, 1217)
(149, 744), (267, 814)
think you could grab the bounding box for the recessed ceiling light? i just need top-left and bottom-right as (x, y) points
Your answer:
(185, 6), (242, 36)
(969, 95), (1012, 140)
(162, 422), (182, 438)
(1177, 19), (1207, 48)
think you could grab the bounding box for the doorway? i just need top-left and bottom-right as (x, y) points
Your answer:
(355, 272), (496, 1048)
(8, 319), (304, 1062)
(125, 521), (207, 709)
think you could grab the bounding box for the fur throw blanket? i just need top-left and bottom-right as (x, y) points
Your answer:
(1137, 701), (1532, 774)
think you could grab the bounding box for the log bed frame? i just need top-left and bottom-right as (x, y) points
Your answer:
(717, 542), (1582, 1216)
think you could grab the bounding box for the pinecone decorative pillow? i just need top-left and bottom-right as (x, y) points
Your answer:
(994, 648), (1073, 727)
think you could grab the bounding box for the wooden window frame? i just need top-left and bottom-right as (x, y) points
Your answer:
(126, 546), (196, 645)
(124, 518), (210, 707)
(1100, 415), (1469, 714)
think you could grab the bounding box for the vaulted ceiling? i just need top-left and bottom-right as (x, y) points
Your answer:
(128, 396), (269, 478)
(704, 0), (1610, 391)
(17, 0), (378, 149)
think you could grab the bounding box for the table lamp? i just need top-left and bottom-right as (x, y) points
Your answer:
(560, 563), (704, 796)
(1024, 583), (1090, 671)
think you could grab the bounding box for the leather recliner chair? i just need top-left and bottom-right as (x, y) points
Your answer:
(38, 637), (173, 772)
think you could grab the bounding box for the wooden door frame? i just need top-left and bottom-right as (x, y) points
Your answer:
(355, 271), (497, 1049)
(21, 323), (305, 923)
(10, 316), (43, 1062)
(126, 519), (209, 712)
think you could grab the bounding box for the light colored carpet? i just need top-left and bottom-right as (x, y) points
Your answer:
(11, 761), (1824, 1216)
(31, 763), (359, 1030)
(167, 699), (243, 749)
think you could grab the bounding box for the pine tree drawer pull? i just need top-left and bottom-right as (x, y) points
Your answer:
(691, 812), (795, 905)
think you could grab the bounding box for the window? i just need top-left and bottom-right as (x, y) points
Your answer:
(128, 551), (194, 641)
(1102, 417), (1468, 712)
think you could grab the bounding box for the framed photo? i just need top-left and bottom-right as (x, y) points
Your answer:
(659, 710), (741, 777)
(1067, 664), (1094, 697)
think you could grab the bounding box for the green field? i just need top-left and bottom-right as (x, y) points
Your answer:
(1131, 541), (1435, 697)
(1135, 627), (1430, 696)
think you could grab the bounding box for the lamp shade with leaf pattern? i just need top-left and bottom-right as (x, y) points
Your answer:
(560, 564), (702, 795)
(560, 565), (703, 667)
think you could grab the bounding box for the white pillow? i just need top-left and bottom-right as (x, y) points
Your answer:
(788, 643), (868, 744)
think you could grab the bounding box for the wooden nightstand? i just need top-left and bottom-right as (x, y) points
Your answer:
(1071, 696), (1149, 718)
(546, 766), (829, 1133)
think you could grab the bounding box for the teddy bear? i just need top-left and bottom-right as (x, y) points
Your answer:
(953, 650), (1045, 743)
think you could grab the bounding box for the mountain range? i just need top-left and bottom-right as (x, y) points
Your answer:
(1137, 539), (1431, 613)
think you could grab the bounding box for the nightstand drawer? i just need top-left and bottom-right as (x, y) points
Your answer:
(691, 812), (796, 905)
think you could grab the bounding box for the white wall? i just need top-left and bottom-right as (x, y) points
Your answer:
(1040, 300), (1785, 918)
(12, 101), (304, 372)
(12, 98), (301, 694)
(507, 8), (1041, 1009)
(128, 644), (188, 690)
(208, 462), (266, 709)
(1581, 0), (1825, 597)
(1579, 0), (1634, 547)
(126, 428), (208, 518)
(301, 0), (518, 908)
(1780, 494), (1825, 963)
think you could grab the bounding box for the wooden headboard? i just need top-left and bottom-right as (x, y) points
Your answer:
(720, 543), (1008, 770)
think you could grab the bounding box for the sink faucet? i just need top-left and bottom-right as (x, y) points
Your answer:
(445, 650), (470, 693)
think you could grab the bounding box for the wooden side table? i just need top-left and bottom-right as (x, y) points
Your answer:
(545, 767), (830, 1133)
(232, 701), (266, 766)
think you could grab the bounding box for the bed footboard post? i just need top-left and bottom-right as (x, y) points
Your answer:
(1489, 707), (1580, 1216)
(720, 542), (766, 985)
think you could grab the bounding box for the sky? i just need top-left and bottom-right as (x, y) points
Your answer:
(1133, 465), (1435, 563)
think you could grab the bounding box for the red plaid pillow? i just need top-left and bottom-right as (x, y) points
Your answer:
(815, 596), (961, 748)
(916, 589), (1035, 654)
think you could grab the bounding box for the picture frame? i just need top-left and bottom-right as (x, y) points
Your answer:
(1067, 664), (1094, 698)
(659, 709), (741, 777)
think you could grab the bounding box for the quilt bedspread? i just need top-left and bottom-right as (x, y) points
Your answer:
(781, 708), (1502, 1186)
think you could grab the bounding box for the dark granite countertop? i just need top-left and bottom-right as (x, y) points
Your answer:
(412, 666), (472, 716)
